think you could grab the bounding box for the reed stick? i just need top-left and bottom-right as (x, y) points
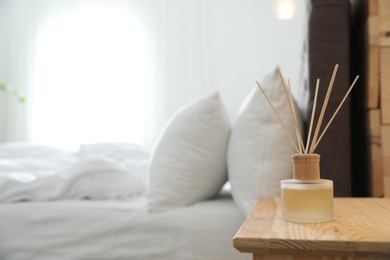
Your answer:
(255, 64), (358, 156)
(288, 80), (305, 154)
(309, 64), (339, 153)
(256, 81), (300, 153)
(277, 67), (305, 153)
(311, 75), (360, 152)
(305, 79), (320, 154)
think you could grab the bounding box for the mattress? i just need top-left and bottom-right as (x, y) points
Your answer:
(0, 193), (249, 260)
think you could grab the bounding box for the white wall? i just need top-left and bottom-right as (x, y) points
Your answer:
(213, 0), (306, 121)
(0, 0), (36, 142)
(0, 0), (307, 147)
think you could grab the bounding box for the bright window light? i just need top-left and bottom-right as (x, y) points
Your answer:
(31, 7), (151, 150)
(275, 0), (296, 20)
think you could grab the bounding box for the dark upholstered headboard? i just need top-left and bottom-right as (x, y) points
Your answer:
(299, 0), (352, 196)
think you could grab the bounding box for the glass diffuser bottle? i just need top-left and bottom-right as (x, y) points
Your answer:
(281, 154), (333, 223)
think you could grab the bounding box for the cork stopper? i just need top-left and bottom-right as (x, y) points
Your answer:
(292, 154), (320, 180)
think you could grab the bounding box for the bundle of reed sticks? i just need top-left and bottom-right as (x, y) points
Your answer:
(256, 64), (359, 155)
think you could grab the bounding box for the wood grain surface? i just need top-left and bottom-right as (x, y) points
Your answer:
(233, 198), (390, 259)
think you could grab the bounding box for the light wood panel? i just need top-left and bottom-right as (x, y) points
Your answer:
(378, 0), (390, 46)
(368, 0), (378, 16)
(361, 2), (379, 110)
(367, 16), (379, 46)
(380, 48), (390, 123)
(381, 125), (390, 197)
(365, 45), (380, 109)
(367, 110), (383, 197)
(368, 109), (381, 136)
(234, 197), (390, 259)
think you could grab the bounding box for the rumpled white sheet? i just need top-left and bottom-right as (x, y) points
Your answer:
(0, 142), (149, 202)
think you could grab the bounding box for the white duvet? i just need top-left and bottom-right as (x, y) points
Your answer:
(0, 142), (149, 202)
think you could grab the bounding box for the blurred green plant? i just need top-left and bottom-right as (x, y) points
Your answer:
(0, 82), (26, 103)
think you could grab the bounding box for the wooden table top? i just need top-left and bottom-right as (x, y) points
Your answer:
(233, 197), (390, 257)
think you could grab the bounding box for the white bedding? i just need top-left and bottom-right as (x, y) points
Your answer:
(0, 142), (250, 260)
(0, 193), (249, 260)
(0, 142), (149, 201)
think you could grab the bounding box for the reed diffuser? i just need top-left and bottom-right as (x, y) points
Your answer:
(256, 65), (359, 223)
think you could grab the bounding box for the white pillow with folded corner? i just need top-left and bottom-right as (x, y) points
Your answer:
(148, 92), (231, 210)
(228, 67), (301, 216)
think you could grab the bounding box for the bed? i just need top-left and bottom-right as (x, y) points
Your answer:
(0, 0), (353, 259)
(0, 189), (245, 260)
(0, 71), (290, 260)
(0, 143), (248, 260)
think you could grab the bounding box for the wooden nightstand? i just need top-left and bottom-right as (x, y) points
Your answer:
(233, 197), (390, 260)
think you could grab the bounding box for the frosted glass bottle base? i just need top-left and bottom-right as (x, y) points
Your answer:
(281, 179), (334, 223)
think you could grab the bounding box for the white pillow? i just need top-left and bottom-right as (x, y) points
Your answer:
(148, 92), (230, 209)
(228, 67), (301, 215)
